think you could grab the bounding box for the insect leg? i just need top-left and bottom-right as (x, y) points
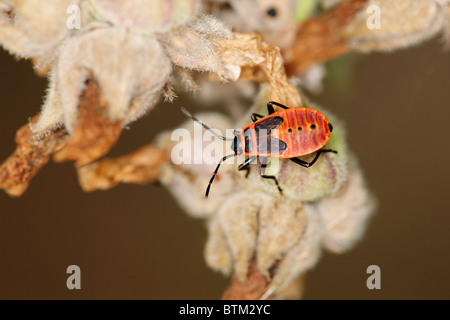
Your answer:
(290, 149), (337, 168)
(267, 101), (289, 114)
(206, 154), (236, 198)
(238, 156), (257, 178)
(251, 113), (264, 122)
(260, 157), (283, 194)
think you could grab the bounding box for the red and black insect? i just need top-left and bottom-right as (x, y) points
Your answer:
(181, 101), (337, 198)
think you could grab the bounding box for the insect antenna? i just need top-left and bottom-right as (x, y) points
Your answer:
(206, 153), (236, 198)
(181, 107), (233, 142)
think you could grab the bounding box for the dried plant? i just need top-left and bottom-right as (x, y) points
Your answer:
(343, 0), (449, 52)
(1, 0), (449, 299)
(155, 92), (374, 299)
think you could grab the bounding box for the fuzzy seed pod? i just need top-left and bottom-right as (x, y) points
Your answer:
(31, 26), (172, 134)
(23, 2), (232, 136)
(344, 0), (448, 52)
(86, 0), (200, 35)
(158, 14), (233, 79)
(157, 112), (236, 218)
(317, 156), (376, 253)
(0, 0), (79, 58)
(205, 154), (374, 296)
(207, 0), (298, 49)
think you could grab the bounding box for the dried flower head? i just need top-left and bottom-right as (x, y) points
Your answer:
(1, 0), (301, 197)
(0, 0), (241, 138)
(283, 0), (450, 77)
(206, 0), (327, 92)
(86, 0), (200, 34)
(0, 0), (78, 58)
(32, 26), (173, 134)
(344, 0), (449, 52)
(158, 13), (233, 79)
(206, 0), (298, 49)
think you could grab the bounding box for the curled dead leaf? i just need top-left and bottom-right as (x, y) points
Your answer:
(0, 116), (68, 197)
(53, 81), (123, 167)
(214, 32), (302, 107)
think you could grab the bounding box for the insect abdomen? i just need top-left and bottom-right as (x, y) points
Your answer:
(272, 108), (331, 158)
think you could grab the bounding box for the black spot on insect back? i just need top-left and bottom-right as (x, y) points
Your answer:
(310, 124), (316, 130)
(298, 126), (302, 132)
(328, 123), (334, 132)
(288, 128), (293, 133)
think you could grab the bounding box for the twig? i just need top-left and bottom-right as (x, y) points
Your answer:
(283, 0), (369, 76)
(0, 81), (123, 196)
(0, 117), (68, 197)
(77, 144), (169, 192)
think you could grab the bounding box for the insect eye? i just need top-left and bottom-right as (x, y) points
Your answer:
(297, 126), (302, 132)
(310, 124), (316, 130)
(288, 128), (292, 133)
(266, 8), (277, 17)
(328, 123), (333, 132)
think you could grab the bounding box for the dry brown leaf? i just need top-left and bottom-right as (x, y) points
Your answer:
(77, 144), (169, 192)
(0, 116), (68, 197)
(53, 81), (123, 167)
(214, 32), (302, 107)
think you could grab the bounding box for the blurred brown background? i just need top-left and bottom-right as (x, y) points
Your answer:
(0, 37), (449, 300)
